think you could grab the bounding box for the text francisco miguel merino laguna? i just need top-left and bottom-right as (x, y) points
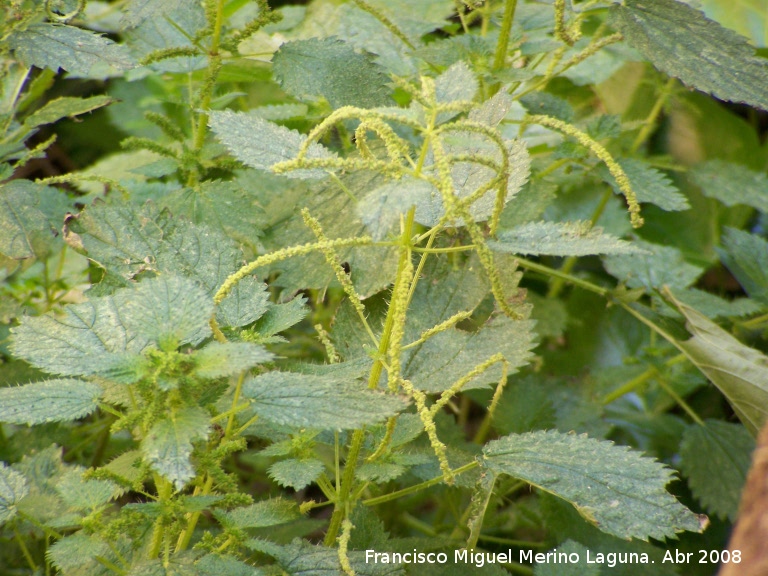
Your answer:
(365, 547), (652, 568)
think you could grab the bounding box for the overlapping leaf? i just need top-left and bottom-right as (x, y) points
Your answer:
(602, 159), (689, 212)
(482, 430), (703, 540)
(718, 228), (768, 305)
(0, 380), (103, 425)
(0, 463), (28, 525)
(215, 498), (300, 529)
(490, 221), (645, 256)
(273, 37), (391, 109)
(611, 0), (768, 110)
(690, 160), (768, 213)
(193, 342), (273, 378)
(209, 110), (335, 179)
(141, 406), (210, 490)
(243, 372), (408, 429)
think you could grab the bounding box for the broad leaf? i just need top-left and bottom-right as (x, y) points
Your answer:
(433, 61), (478, 122)
(667, 294), (768, 435)
(209, 110), (335, 179)
(196, 554), (265, 576)
(489, 221), (645, 256)
(9, 23), (135, 77)
(141, 406), (210, 490)
(215, 498), (300, 529)
(0, 463), (28, 525)
(602, 159), (689, 212)
(603, 241), (703, 290)
(193, 342), (273, 378)
(679, 420), (754, 521)
(273, 38), (390, 109)
(700, 0), (768, 47)
(269, 459), (325, 490)
(0, 380), (102, 425)
(482, 430), (702, 541)
(122, 0), (183, 28)
(718, 228), (768, 305)
(116, 276), (212, 347)
(403, 314), (537, 393)
(23, 96), (113, 129)
(55, 468), (119, 511)
(534, 541), (599, 576)
(243, 372), (408, 429)
(689, 160), (768, 213)
(357, 177), (439, 240)
(611, 0), (768, 111)
(251, 297), (308, 340)
(48, 533), (111, 572)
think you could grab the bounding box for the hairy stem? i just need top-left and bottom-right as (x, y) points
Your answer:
(493, 0), (519, 70)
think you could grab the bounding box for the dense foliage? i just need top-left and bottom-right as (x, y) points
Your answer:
(1, 0), (768, 574)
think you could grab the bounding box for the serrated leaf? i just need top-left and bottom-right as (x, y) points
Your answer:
(243, 372), (408, 429)
(161, 180), (267, 246)
(121, 0), (183, 28)
(718, 228), (768, 306)
(679, 420), (754, 521)
(667, 287), (762, 320)
(490, 221), (645, 256)
(0, 463), (28, 525)
(252, 297), (308, 338)
(700, 0), (768, 47)
(251, 103), (309, 121)
(0, 180), (71, 260)
(116, 276), (212, 347)
(403, 315), (537, 393)
(611, 0), (768, 111)
(272, 539), (405, 576)
(215, 498), (300, 529)
(667, 293), (768, 435)
(273, 37), (390, 109)
(534, 541), (599, 576)
(690, 160), (768, 213)
(268, 459), (325, 490)
(66, 203), (271, 328)
(55, 468), (119, 511)
(48, 533), (111, 572)
(193, 342), (273, 378)
(601, 159), (689, 212)
(603, 240), (703, 290)
(9, 23), (135, 77)
(482, 430), (702, 541)
(24, 96), (113, 129)
(357, 177), (438, 240)
(196, 554), (263, 576)
(209, 110), (335, 179)
(433, 61), (478, 122)
(141, 407), (210, 490)
(0, 380), (102, 425)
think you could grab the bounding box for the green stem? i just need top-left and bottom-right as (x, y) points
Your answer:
(514, 257), (609, 297)
(631, 77), (676, 154)
(363, 461), (479, 506)
(324, 210), (416, 546)
(493, 0), (519, 70)
(13, 526), (37, 571)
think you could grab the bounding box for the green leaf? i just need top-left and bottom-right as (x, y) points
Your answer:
(602, 159), (689, 212)
(216, 498), (300, 529)
(23, 96), (113, 129)
(251, 297), (308, 339)
(118, 276), (212, 347)
(357, 176), (438, 240)
(196, 554), (264, 576)
(690, 160), (768, 213)
(403, 315), (537, 393)
(434, 61), (478, 120)
(666, 287), (761, 320)
(121, 0), (183, 28)
(0, 463), (28, 525)
(66, 204), (271, 328)
(273, 539), (405, 576)
(161, 180), (267, 246)
(482, 430), (702, 541)
(0, 180), (71, 260)
(679, 420), (754, 521)
(141, 407), (210, 490)
(603, 241), (703, 290)
(718, 228), (768, 306)
(611, 0), (768, 111)
(193, 342), (273, 378)
(490, 221), (646, 256)
(55, 468), (119, 511)
(667, 293), (768, 435)
(273, 38), (391, 109)
(48, 533), (111, 572)
(0, 380), (102, 425)
(268, 458), (325, 490)
(9, 23), (135, 77)
(243, 372), (408, 429)
(209, 110), (335, 179)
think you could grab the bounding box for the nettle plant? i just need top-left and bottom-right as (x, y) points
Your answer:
(1, 0), (768, 574)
